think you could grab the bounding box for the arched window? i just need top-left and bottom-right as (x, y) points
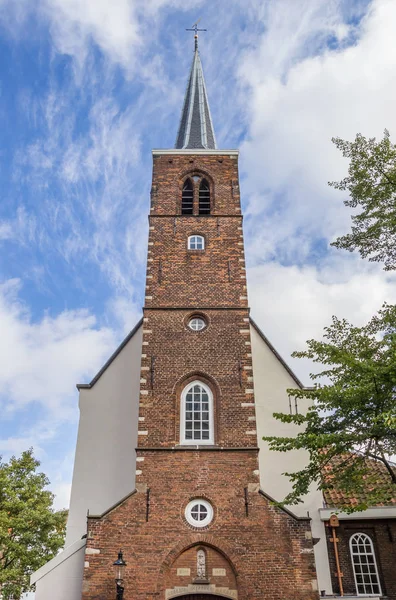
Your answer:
(188, 235), (205, 250)
(349, 533), (382, 596)
(181, 381), (214, 444)
(199, 179), (211, 214)
(182, 178), (193, 215)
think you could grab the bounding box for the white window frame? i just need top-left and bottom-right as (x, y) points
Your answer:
(188, 235), (205, 250)
(188, 317), (206, 331)
(180, 380), (214, 445)
(349, 532), (382, 597)
(185, 499), (213, 528)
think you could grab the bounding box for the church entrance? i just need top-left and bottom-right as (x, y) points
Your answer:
(177, 596), (231, 599)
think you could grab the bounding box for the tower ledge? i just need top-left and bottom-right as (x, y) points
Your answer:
(152, 148), (239, 156)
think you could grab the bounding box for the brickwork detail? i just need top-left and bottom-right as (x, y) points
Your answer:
(82, 451), (317, 600)
(81, 152), (318, 600)
(137, 309), (255, 448)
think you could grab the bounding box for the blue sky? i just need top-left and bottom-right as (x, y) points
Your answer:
(1, 0), (396, 516)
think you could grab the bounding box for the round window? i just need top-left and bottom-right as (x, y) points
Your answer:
(188, 317), (206, 331)
(185, 499), (213, 528)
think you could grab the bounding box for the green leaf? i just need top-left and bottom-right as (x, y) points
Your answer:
(330, 130), (396, 270)
(0, 449), (67, 599)
(264, 304), (396, 512)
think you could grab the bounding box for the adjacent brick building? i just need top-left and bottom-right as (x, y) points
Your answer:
(321, 457), (396, 600)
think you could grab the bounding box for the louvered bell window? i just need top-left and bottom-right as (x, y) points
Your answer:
(199, 179), (211, 215)
(181, 179), (193, 215)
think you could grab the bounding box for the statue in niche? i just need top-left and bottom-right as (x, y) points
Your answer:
(197, 549), (206, 579)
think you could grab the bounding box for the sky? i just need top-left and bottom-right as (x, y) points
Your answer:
(1, 0), (396, 531)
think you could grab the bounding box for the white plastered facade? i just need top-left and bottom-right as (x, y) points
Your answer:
(250, 322), (333, 595)
(32, 318), (333, 599)
(32, 324), (143, 600)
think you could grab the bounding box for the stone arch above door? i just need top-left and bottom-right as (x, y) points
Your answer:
(164, 544), (238, 599)
(166, 592), (237, 599)
(174, 595), (235, 599)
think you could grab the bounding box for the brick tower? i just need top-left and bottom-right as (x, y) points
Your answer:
(81, 35), (318, 600)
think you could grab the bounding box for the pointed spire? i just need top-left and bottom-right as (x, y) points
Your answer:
(175, 34), (217, 150)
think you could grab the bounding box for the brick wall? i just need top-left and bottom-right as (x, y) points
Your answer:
(146, 154), (245, 309)
(326, 519), (396, 599)
(150, 154), (241, 217)
(80, 151), (319, 600)
(145, 215), (246, 308)
(138, 308), (255, 448)
(140, 153), (253, 449)
(82, 450), (317, 600)
(165, 545), (237, 590)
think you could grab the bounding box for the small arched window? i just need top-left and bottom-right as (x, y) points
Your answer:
(199, 179), (211, 215)
(181, 381), (214, 445)
(188, 235), (205, 250)
(182, 179), (193, 215)
(349, 533), (382, 596)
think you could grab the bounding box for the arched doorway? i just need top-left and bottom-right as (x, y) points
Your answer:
(177, 596), (231, 599)
(162, 543), (238, 600)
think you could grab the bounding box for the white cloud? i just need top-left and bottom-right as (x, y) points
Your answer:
(107, 295), (142, 337)
(51, 481), (72, 511)
(239, 0), (396, 383)
(0, 208), (37, 246)
(43, 0), (141, 68)
(248, 255), (396, 383)
(0, 0), (203, 74)
(0, 278), (116, 416)
(14, 88), (149, 295)
(0, 221), (13, 240)
(240, 0), (396, 261)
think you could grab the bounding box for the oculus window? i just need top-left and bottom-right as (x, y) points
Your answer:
(185, 499), (213, 528)
(188, 317), (206, 331)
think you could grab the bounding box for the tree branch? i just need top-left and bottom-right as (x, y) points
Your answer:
(376, 165), (396, 188)
(367, 452), (396, 484)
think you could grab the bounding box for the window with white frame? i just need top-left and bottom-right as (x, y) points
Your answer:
(188, 235), (205, 250)
(181, 381), (214, 444)
(350, 532), (382, 596)
(185, 499), (213, 528)
(188, 316), (206, 331)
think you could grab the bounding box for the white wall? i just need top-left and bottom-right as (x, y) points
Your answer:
(251, 322), (333, 594)
(66, 324), (142, 546)
(32, 540), (85, 600)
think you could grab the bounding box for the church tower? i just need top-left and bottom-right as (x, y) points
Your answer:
(80, 35), (318, 600)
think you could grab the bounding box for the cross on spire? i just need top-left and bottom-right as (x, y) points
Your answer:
(175, 21), (216, 150)
(186, 19), (207, 51)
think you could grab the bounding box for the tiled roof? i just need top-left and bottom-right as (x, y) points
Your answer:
(175, 43), (217, 150)
(323, 454), (396, 508)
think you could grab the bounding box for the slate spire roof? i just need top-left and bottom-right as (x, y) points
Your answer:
(175, 36), (217, 150)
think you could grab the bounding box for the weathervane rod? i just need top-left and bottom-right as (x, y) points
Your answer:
(186, 20), (207, 51)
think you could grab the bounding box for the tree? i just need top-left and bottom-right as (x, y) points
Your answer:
(263, 303), (396, 512)
(330, 129), (396, 270)
(0, 450), (67, 599)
